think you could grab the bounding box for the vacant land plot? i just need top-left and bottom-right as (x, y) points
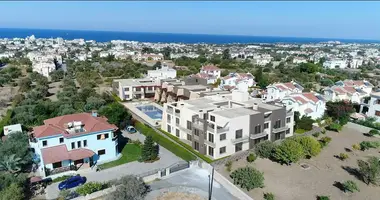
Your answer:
(217, 126), (380, 200)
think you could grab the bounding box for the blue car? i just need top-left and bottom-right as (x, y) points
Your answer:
(58, 175), (86, 190)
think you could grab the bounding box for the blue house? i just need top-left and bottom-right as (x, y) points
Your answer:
(29, 112), (119, 177)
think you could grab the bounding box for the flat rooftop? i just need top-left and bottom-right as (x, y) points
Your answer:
(212, 107), (260, 118)
(114, 78), (159, 87)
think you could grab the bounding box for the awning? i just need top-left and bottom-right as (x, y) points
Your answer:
(41, 145), (95, 164)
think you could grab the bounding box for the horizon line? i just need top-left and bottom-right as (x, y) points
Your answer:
(1, 27), (380, 43)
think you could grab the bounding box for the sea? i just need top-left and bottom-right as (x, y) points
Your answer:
(0, 28), (379, 44)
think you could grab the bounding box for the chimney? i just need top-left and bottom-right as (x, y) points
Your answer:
(92, 110), (98, 117)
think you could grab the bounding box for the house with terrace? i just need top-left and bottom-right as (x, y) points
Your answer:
(220, 72), (256, 92)
(29, 112), (118, 177)
(281, 92), (326, 120)
(323, 80), (373, 104)
(263, 81), (304, 102)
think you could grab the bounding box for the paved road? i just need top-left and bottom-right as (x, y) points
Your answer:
(45, 131), (183, 199)
(148, 166), (239, 200)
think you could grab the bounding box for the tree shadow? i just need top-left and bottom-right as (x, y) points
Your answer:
(341, 165), (362, 180)
(333, 181), (345, 192)
(363, 133), (372, 137)
(344, 148), (352, 153)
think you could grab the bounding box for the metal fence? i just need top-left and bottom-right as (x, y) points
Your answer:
(169, 161), (189, 174)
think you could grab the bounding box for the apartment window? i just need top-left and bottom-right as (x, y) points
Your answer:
(176, 118), (180, 125)
(124, 88), (129, 92)
(220, 133), (226, 141)
(376, 111), (380, 116)
(83, 140), (87, 147)
(286, 117), (291, 123)
(167, 114), (171, 123)
(77, 141), (81, 148)
(167, 125), (171, 133)
(194, 141), (199, 151)
(52, 162), (62, 169)
(376, 100), (380, 105)
(187, 134), (192, 141)
(59, 138), (64, 144)
(210, 123), (215, 130)
(286, 129), (290, 135)
(219, 146), (226, 154)
(176, 129), (180, 137)
(125, 95), (130, 99)
(105, 133), (109, 139)
(194, 129), (200, 136)
(264, 123), (269, 129)
(208, 133), (214, 143)
(210, 115), (215, 122)
(208, 146), (214, 157)
(235, 142), (243, 152)
(254, 125), (261, 134)
(187, 121), (192, 130)
(235, 129), (243, 139)
(274, 120), (281, 128)
(42, 140), (48, 147)
(98, 149), (106, 155)
(71, 142), (75, 149)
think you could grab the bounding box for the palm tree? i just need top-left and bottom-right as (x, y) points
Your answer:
(0, 154), (27, 174)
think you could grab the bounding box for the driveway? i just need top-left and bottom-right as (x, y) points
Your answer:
(45, 131), (183, 199)
(148, 166), (239, 200)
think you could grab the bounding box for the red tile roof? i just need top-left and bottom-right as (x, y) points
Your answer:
(283, 82), (296, 90)
(201, 65), (220, 71)
(33, 113), (117, 138)
(276, 85), (288, 91)
(293, 96), (308, 104)
(41, 145), (95, 164)
(343, 87), (357, 94)
(302, 93), (320, 103)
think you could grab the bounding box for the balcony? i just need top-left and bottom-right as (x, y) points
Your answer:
(250, 130), (268, 140)
(145, 89), (155, 94)
(193, 120), (204, 130)
(166, 107), (174, 114)
(216, 125), (229, 133)
(286, 110), (293, 117)
(178, 125), (191, 134)
(174, 111), (180, 117)
(272, 125), (288, 133)
(231, 135), (249, 144)
(204, 140), (216, 147)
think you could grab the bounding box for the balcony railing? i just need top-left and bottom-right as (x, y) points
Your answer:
(216, 126), (229, 133)
(231, 135), (249, 144)
(272, 125), (288, 133)
(250, 130), (268, 140)
(45, 165), (77, 176)
(204, 140), (216, 147)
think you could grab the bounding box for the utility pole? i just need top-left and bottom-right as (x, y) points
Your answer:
(208, 167), (215, 200)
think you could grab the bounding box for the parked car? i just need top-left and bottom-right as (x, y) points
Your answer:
(126, 125), (137, 133)
(58, 175), (86, 190)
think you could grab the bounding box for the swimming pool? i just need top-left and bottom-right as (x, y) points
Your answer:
(136, 105), (163, 120)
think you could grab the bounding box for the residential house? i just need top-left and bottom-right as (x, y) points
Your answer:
(323, 59), (347, 69)
(161, 91), (294, 159)
(113, 78), (161, 101)
(147, 64), (177, 79)
(29, 112), (118, 177)
(200, 65), (221, 79)
(366, 92), (380, 122)
(220, 73), (256, 92)
(281, 92), (326, 120)
(323, 80), (373, 103)
(263, 81), (304, 102)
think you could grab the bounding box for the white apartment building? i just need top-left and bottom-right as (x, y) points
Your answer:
(281, 92), (326, 120)
(113, 78), (160, 101)
(161, 91), (294, 159)
(32, 62), (56, 77)
(200, 65), (221, 79)
(221, 73), (256, 92)
(293, 57), (308, 64)
(323, 59), (347, 69)
(367, 92), (380, 122)
(264, 81), (304, 102)
(147, 65), (177, 79)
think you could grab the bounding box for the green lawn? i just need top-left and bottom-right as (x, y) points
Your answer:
(295, 129), (307, 134)
(99, 143), (141, 169)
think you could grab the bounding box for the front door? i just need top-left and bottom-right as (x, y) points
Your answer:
(89, 157), (94, 167)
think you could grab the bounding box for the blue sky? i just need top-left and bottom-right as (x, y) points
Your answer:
(0, 1), (379, 39)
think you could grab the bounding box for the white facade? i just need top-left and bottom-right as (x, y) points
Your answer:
(264, 81), (304, 102)
(32, 62), (56, 77)
(323, 60), (347, 69)
(200, 65), (221, 79)
(147, 65), (177, 79)
(282, 93), (326, 120)
(367, 92), (380, 122)
(323, 80), (373, 104)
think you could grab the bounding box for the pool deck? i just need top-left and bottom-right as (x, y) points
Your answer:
(122, 101), (163, 127)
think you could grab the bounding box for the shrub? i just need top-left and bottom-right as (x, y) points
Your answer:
(272, 139), (305, 165)
(247, 153), (257, 163)
(292, 136), (321, 157)
(339, 153), (349, 161)
(263, 192), (275, 200)
(357, 156), (380, 185)
(319, 137), (332, 148)
(368, 129), (379, 136)
(328, 123), (342, 132)
(76, 182), (105, 196)
(230, 167), (264, 191)
(312, 132), (320, 138)
(359, 141), (380, 151)
(225, 160), (233, 172)
(255, 140), (276, 159)
(129, 139), (142, 146)
(107, 175), (149, 200)
(352, 144), (361, 150)
(342, 180), (360, 193)
(317, 196), (330, 200)
(296, 116), (314, 131)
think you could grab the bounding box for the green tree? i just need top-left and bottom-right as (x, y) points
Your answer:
(230, 167), (264, 191)
(141, 135), (158, 162)
(162, 47), (171, 60)
(296, 116), (314, 131)
(222, 49), (230, 60)
(18, 77), (32, 92)
(255, 141), (276, 159)
(0, 154), (27, 174)
(84, 96), (106, 112)
(342, 180), (360, 193)
(291, 136), (321, 157)
(357, 156), (380, 185)
(273, 139), (305, 165)
(0, 183), (24, 200)
(326, 101), (355, 122)
(107, 175), (149, 200)
(50, 69), (65, 82)
(0, 132), (32, 170)
(153, 61), (162, 69)
(98, 103), (131, 128)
